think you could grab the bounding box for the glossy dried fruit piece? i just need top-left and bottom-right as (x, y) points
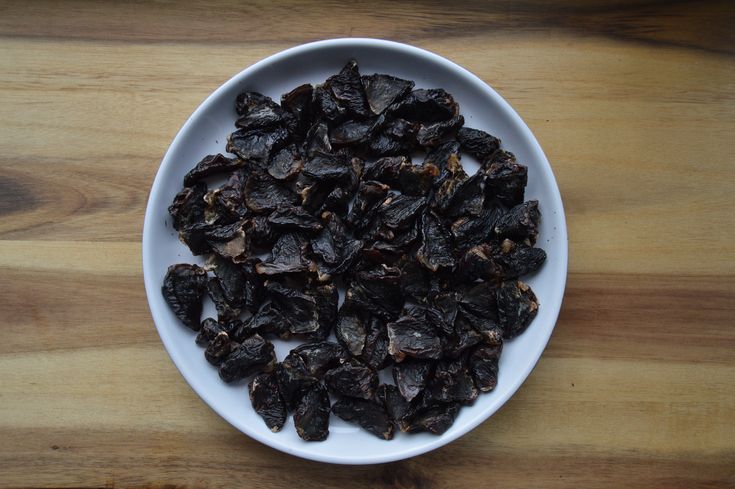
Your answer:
(325, 60), (371, 119)
(416, 211), (456, 272)
(434, 171), (485, 218)
(249, 371), (287, 432)
(235, 98), (294, 132)
(371, 221), (420, 257)
(293, 382), (330, 442)
(281, 83), (313, 137)
(469, 344), (502, 392)
(443, 314), (483, 359)
(205, 331), (232, 366)
(459, 241), (547, 281)
(332, 398), (395, 440)
(195, 318), (226, 347)
(240, 258), (265, 314)
(255, 233), (314, 276)
(218, 333), (275, 383)
(169, 182), (207, 232)
(393, 359), (433, 401)
(303, 152), (361, 183)
(387, 316), (442, 362)
(363, 155), (407, 185)
(451, 207), (503, 250)
(398, 161), (440, 196)
(307, 283), (339, 341)
(416, 115), (464, 147)
(457, 126), (501, 162)
(235, 91), (278, 116)
(335, 303), (367, 356)
(276, 352), (318, 410)
(376, 384), (411, 424)
(362, 73), (414, 115)
(399, 259), (431, 302)
(483, 150), (528, 207)
(202, 220), (249, 263)
(324, 358), (378, 400)
(293, 341), (346, 377)
(227, 126), (290, 164)
(207, 277), (241, 324)
(346, 180), (390, 234)
(346, 265), (404, 321)
(360, 316), (391, 370)
(242, 301), (290, 340)
(402, 401), (460, 435)
(428, 358), (479, 403)
(425, 291), (459, 336)
(498, 280), (539, 339)
(266, 281), (320, 335)
(267, 144), (303, 181)
(390, 88), (458, 123)
(183, 154), (243, 187)
(304, 121), (333, 156)
(367, 117), (418, 157)
(244, 171), (299, 213)
(330, 119), (373, 146)
(267, 206), (323, 234)
(494, 200), (541, 244)
(373, 194), (426, 237)
(162, 264), (208, 330)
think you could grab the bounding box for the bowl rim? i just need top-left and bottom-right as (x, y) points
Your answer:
(142, 37), (568, 464)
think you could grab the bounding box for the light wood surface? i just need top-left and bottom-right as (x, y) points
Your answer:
(1, 1), (733, 487)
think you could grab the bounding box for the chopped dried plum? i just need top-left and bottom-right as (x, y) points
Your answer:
(390, 88), (458, 123)
(235, 100), (293, 132)
(451, 207), (503, 250)
(218, 333), (275, 383)
(387, 316), (442, 362)
(326, 60), (371, 119)
(346, 265), (404, 321)
(457, 126), (501, 162)
(281, 84), (313, 137)
(308, 283), (339, 341)
(162, 264), (208, 330)
(267, 206), (323, 233)
(204, 331), (232, 366)
(416, 115), (464, 147)
(498, 280), (539, 339)
(236, 91), (277, 116)
(249, 371), (287, 432)
(367, 117), (418, 156)
(203, 220), (249, 263)
(244, 171), (299, 213)
(494, 200), (541, 244)
(266, 281), (320, 334)
(335, 303), (367, 356)
(293, 341), (346, 377)
(293, 382), (330, 441)
(227, 126), (290, 164)
(332, 398), (395, 440)
(169, 182), (207, 232)
(433, 171), (485, 218)
(428, 358), (479, 403)
(398, 161), (440, 196)
(416, 211), (456, 272)
(376, 384), (411, 423)
(207, 277), (241, 324)
(183, 154), (243, 187)
(311, 212), (362, 280)
(459, 240), (547, 281)
(443, 315), (483, 359)
(304, 121), (333, 156)
(362, 73), (414, 115)
(425, 291), (458, 336)
(242, 301), (290, 340)
(359, 316), (391, 370)
(276, 352), (318, 410)
(267, 144), (303, 181)
(255, 233), (314, 276)
(363, 155), (406, 185)
(346, 180), (390, 234)
(324, 358), (378, 400)
(402, 401), (460, 435)
(195, 318), (225, 347)
(483, 150), (528, 207)
(330, 119), (373, 146)
(399, 258), (431, 301)
(374, 194), (426, 236)
(469, 344), (502, 392)
(393, 359), (433, 401)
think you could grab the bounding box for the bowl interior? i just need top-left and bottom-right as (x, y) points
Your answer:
(143, 39), (567, 464)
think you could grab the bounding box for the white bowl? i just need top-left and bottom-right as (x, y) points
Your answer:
(142, 38), (568, 464)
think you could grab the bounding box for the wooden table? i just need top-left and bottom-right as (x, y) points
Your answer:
(1, 1), (733, 487)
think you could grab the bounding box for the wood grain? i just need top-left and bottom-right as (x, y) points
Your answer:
(1, 1), (733, 487)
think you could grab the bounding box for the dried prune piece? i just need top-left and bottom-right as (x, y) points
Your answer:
(451, 207), (503, 250)
(483, 150), (528, 207)
(276, 352), (318, 410)
(367, 117), (418, 157)
(363, 155), (406, 185)
(266, 281), (320, 335)
(169, 182), (207, 232)
(203, 170), (250, 225)
(304, 121), (333, 157)
(304, 152), (361, 183)
(227, 126), (290, 165)
(218, 333), (275, 383)
(360, 316), (391, 370)
(459, 241), (547, 281)
(311, 212), (363, 280)
(207, 277), (241, 324)
(425, 141), (462, 185)
(267, 144), (303, 181)
(425, 291), (458, 336)
(293, 341), (346, 377)
(387, 316), (442, 362)
(457, 127), (501, 162)
(372, 221), (419, 257)
(460, 308), (502, 347)
(293, 382), (330, 442)
(204, 331), (232, 366)
(307, 283), (339, 341)
(235, 100), (294, 133)
(281, 83), (314, 138)
(433, 172), (484, 218)
(362, 73), (414, 115)
(346, 265), (404, 321)
(324, 358), (378, 400)
(443, 315), (483, 359)
(346, 180), (390, 234)
(195, 318), (225, 346)
(332, 398), (395, 440)
(428, 358), (478, 403)
(235, 91), (276, 116)
(239, 258), (265, 314)
(249, 371), (287, 432)
(376, 384), (411, 423)
(267, 206), (323, 234)
(241, 301), (290, 340)
(209, 255), (246, 307)
(398, 161), (440, 196)
(326, 59), (370, 119)
(243, 171), (299, 213)
(373, 194), (426, 237)
(469, 344), (502, 392)
(330, 119), (374, 146)
(203, 220), (249, 263)
(393, 359), (433, 401)
(416, 211), (456, 272)
(498, 280), (539, 339)
(335, 303), (367, 356)
(390, 88), (458, 123)
(256, 233), (315, 276)
(416, 115), (464, 147)
(321, 187), (351, 218)
(162, 264), (208, 330)
(402, 402), (460, 435)
(183, 154), (243, 187)
(494, 200), (541, 244)
(399, 258), (431, 301)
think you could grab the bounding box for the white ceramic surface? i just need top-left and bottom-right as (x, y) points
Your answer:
(142, 38), (568, 464)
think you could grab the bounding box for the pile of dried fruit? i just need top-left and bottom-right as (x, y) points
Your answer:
(162, 60), (545, 441)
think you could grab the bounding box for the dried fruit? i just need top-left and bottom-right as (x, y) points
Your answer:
(162, 264), (208, 330)
(293, 382), (330, 441)
(249, 371), (287, 432)
(332, 398), (395, 440)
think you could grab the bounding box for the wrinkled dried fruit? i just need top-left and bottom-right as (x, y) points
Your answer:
(249, 371), (287, 432)
(387, 316), (442, 362)
(332, 398), (395, 440)
(324, 358), (378, 400)
(393, 359), (433, 401)
(218, 334), (275, 383)
(293, 382), (330, 441)
(457, 126), (501, 162)
(469, 344), (502, 392)
(362, 73), (414, 115)
(498, 280), (539, 339)
(494, 200), (541, 244)
(162, 264), (208, 330)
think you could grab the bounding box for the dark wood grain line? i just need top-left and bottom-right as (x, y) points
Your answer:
(0, 0), (732, 56)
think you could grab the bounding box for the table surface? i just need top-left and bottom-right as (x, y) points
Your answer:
(1, 1), (733, 487)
